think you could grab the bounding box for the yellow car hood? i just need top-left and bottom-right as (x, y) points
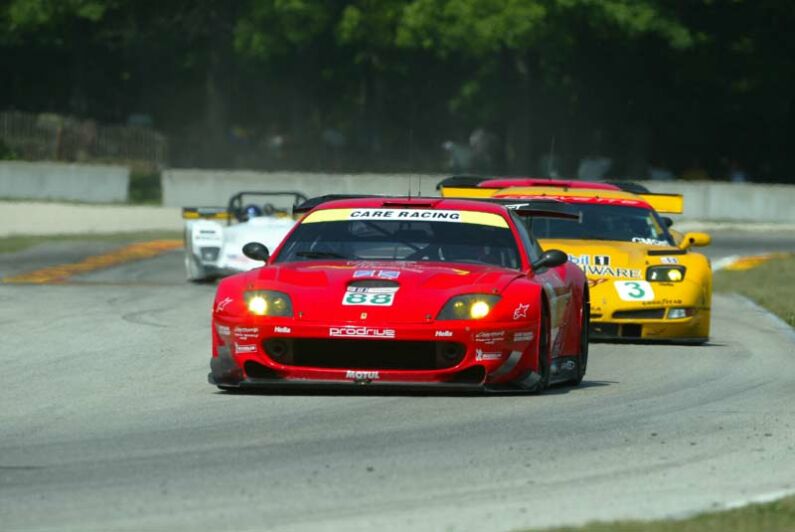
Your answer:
(539, 239), (681, 281)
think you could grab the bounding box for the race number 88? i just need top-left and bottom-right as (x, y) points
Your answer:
(343, 292), (395, 306)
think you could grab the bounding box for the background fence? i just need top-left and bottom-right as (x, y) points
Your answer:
(0, 111), (168, 167)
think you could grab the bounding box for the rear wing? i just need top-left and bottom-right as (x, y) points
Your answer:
(183, 191), (309, 224)
(440, 178), (684, 215)
(638, 193), (684, 214)
(182, 207), (230, 220)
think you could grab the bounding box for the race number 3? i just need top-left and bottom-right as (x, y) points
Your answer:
(342, 291), (396, 306)
(614, 281), (655, 302)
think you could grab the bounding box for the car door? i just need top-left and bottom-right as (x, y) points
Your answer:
(511, 212), (572, 357)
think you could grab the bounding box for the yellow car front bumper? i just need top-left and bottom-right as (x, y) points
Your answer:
(588, 278), (711, 343)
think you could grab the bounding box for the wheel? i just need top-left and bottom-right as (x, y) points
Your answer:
(571, 288), (590, 386)
(532, 306), (551, 394)
(185, 252), (210, 283)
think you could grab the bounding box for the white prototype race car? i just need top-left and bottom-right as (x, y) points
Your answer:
(182, 191), (307, 282)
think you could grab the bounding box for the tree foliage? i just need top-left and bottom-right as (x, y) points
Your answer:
(1, 0), (792, 180)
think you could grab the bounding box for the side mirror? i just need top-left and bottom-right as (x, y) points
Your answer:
(661, 216), (674, 228)
(242, 242), (270, 262)
(531, 249), (568, 270)
(679, 232), (711, 250)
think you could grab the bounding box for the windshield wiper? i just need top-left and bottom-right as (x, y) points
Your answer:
(295, 251), (348, 259)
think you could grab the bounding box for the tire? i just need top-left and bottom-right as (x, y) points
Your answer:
(185, 252), (210, 283)
(532, 306), (551, 394)
(571, 287), (590, 386)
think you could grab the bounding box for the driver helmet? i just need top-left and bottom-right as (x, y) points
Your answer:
(244, 204), (263, 219)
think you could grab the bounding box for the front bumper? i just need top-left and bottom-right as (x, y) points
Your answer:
(589, 278), (710, 342)
(209, 319), (540, 389)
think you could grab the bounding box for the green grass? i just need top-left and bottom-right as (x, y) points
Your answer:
(0, 231), (182, 254)
(539, 256), (795, 531)
(714, 255), (795, 327)
(544, 494), (795, 532)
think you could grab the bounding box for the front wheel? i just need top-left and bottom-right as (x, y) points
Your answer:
(185, 253), (210, 283)
(532, 307), (551, 394)
(571, 291), (590, 386)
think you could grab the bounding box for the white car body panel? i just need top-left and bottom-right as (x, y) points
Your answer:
(184, 216), (296, 281)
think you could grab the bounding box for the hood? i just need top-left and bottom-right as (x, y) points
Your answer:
(243, 260), (521, 323)
(540, 239), (681, 280)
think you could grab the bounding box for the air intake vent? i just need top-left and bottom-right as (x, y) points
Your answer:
(612, 308), (665, 319)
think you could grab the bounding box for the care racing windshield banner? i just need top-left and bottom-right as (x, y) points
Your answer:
(302, 208), (509, 228)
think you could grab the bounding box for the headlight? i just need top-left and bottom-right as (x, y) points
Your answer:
(437, 295), (501, 320)
(244, 290), (293, 316)
(646, 265), (686, 282)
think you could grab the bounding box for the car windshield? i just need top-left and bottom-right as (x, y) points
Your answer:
(527, 204), (673, 245)
(276, 214), (521, 269)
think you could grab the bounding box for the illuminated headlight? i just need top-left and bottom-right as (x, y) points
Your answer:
(647, 265), (686, 282)
(437, 295), (501, 320)
(244, 290), (293, 317)
(668, 307), (694, 319)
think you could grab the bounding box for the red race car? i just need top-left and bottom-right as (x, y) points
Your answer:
(209, 196), (589, 393)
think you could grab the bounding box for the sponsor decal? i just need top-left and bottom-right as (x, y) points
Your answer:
(215, 297), (234, 312)
(234, 327), (259, 340)
(660, 257), (679, 264)
(353, 269), (401, 280)
(345, 370), (380, 380)
(273, 326), (292, 334)
(475, 330), (506, 344)
(475, 348), (503, 361)
(641, 298), (683, 306)
(568, 254), (590, 266)
(505, 195), (644, 206)
(234, 343), (257, 354)
(513, 303), (530, 320)
(513, 331), (534, 342)
(632, 237), (669, 246)
(615, 281), (655, 302)
(587, 278), (609, 288)
(435, 330), (453, 337)
(349, 209), (462, 221)
(594, 255), (610, 266)
(342, 286), (398, 306)
(216, 324), (231, 336)
(329, 326), (396, 339)
(582, 265), (642, 278)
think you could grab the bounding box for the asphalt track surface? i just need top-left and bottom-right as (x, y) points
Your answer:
(1, 233), (795, 531)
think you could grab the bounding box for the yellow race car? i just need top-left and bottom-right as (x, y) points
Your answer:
(440, 178), (712, 343)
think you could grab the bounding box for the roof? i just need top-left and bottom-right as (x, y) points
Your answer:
(305, 196), (512, 216)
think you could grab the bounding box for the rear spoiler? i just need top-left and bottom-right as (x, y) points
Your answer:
(182, 207), (230, 220)
(440, 179), (684, 215)
(638, 193), (684, 214)
(183, 191), (310, 223)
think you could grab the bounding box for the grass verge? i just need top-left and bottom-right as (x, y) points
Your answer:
(544, 494), (795, 531)
(714, 255), (795, 327)
(0, 231), (182, 254)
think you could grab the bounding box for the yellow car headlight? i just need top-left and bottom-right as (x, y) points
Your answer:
(244, 290), (293, 316)
(646, 265), (686, 282)
(437, 295), (501, 320)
